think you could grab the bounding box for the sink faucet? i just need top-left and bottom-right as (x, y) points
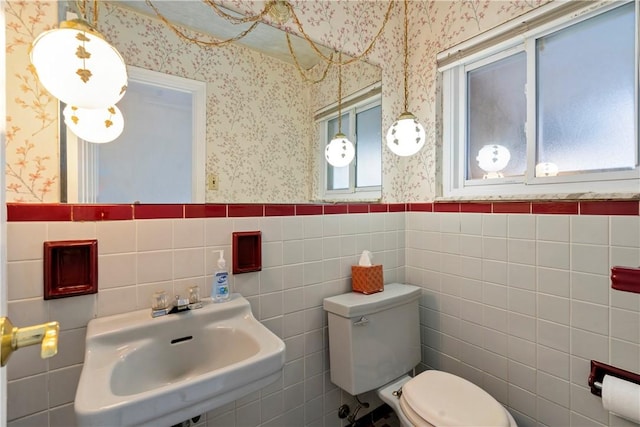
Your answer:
(151, 289), (203, 318)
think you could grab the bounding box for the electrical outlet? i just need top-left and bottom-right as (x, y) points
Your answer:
(207, 173), (219, 191)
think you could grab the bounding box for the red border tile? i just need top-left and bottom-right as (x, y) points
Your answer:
(532, 202), (578, 215)
(7, 203), (72, 221)
(580, 201), (639, 216)
(369, 204), (389, 213)
(296, 204), (323, 215)
(73, 205), (133, 221)
(134, 204), (184, 219)
(408, 203), (433, 212)
(348, 204), (369, 214)
(460, 202), (491, 213)
(323, 205), (348, 215)
(434, 202), (460, 212)
(388, 203), (407, 212)
(265, 204), (296, 216)
(228, 204), (264, 217)
(492, 202), (531, 214)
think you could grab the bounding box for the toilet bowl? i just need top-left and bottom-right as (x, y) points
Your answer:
(377, 372), (517, 427)
(323, 284), (518, 427)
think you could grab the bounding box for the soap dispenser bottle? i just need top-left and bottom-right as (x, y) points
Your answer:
(212, 250), (230, 302)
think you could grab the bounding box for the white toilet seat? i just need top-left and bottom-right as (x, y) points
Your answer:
(399, 370), (514, 427)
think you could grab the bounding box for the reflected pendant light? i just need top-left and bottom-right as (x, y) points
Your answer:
(325, 56), (355, 167)
(30, 19), (128, 109)
(386, 0), (425, 157)
(63, 104), (124, 143)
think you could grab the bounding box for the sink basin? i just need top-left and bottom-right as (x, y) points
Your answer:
(75, 294), (285, 427)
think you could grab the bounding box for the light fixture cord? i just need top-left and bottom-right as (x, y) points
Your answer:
(337, 52), (343, 133)
(286, 32), (334, 84)
(288, 1), (394, 66)
(145, 0), (268, 48)
(403, 0), (409, 112)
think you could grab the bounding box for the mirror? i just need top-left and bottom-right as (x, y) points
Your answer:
(60, 1), (382, 204)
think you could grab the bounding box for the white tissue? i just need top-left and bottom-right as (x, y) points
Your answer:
(358, 250), (372, 266)
(602, 375), (640, 424)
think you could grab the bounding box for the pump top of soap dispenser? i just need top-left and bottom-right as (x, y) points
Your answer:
(218, 250), (226, 269)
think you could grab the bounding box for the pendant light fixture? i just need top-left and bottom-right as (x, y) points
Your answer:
(386, 0), (425, 157)
(325, 55), (355, 167)
(30, 3), (128, 109)
(63, 104), (125, 144)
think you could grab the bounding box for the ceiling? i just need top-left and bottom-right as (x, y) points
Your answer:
(111, 0), (332, 70)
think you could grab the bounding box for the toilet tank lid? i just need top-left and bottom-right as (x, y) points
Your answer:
(323, 283), (421, 318)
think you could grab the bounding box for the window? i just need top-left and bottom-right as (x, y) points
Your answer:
(317, 90), (382, 200)
(440, 1), (639, 197)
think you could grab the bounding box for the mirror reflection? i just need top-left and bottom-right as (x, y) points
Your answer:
(61, 1), (382, 204)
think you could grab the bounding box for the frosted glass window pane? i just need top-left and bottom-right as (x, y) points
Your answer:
(356, 104), (382, 187)
(537, 3), (636, 174)
(327, 114), (350, 190)
(467, 52), (527, 180)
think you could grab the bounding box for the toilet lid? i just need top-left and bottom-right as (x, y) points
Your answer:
(402, 371), (510, 427)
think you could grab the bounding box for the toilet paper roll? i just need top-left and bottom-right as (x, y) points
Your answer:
(602, 375), (640, 424)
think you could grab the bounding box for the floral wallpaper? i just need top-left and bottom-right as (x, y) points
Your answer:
(5, 0), (547, 203)
(5, 0), (58, 203)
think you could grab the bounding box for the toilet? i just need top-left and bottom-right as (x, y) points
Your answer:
(323, 283), (517, 427)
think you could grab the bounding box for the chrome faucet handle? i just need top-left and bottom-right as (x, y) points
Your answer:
(175, 295), (190, 310)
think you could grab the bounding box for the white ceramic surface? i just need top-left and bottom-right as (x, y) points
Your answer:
(75, 294), (286, 427)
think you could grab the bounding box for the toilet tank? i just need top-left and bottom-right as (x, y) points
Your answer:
(323, 283), (421, 395)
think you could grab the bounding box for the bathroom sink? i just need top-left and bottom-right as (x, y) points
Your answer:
(75, 294), (285, 427)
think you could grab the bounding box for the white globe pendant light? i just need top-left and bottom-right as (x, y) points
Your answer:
(386, 111), (425, 156)
(325, 56), (355, 167)
(63, 104), (124, 144)
(30, 19), (128, 109)
(386, 0), (426, 157)
(325, 133), (355, 167)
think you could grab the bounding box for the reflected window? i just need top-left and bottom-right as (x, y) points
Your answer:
(319, 90), (382, 200)
(65, 66), (206, 203)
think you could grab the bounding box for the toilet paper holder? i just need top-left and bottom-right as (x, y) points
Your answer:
(588, 360), (640, 397)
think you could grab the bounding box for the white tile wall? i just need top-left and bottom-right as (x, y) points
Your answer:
(7, 211), (640, 427)
(7, 213), (404, 427)
(407, 212), (640, 427)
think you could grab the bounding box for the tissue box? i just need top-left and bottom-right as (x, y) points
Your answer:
(351, 265), (383, 294)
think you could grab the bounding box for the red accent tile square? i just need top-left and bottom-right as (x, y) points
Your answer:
(434, 202), (460, 212)
(44, 239), (98, 299)
(460, 202), (491, 213)
(296, 205), (323, 215)
(580, 201), (639, 216)
(134, 204), (184, 219)
(265, 204), (296, 216)
(532, 202), (578, 215)
(369, 204), (389, 213)
(323, 205), (348, 215)
(388, 204), (407, 212)
(73, 205), (133, 221)
(348, 204), (369, 214)
(611, 266), (640, 293)
(7, 203), (72, 221)
(228, 204), (264, 217)
(408, 203), (433, 212)
(232, 231), (262, 274)
(492, 202), (531, 214)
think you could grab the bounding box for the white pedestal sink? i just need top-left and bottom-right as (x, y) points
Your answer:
(74, 294), (285, 427)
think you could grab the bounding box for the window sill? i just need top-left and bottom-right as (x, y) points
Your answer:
(435, 191), (640, 203)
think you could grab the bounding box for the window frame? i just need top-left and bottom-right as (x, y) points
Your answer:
(317, 88), (382, 201)
(440, 0), (640, 199)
